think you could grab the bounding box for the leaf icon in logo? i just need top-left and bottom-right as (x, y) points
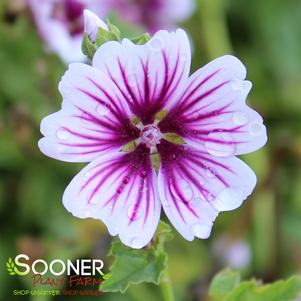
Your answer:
(6, 257), (16, 276)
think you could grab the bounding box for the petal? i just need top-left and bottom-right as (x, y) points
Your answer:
(63, 144), (161, 249)
(157, 139), (256, 240)
(39, 63), (140, 162)
(92, 29), (191, 124)
(158, 55), (267, 156)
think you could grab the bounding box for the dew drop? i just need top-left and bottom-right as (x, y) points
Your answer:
(127, 72), (138, 88)
(129, 237), (142, 248)
(199, 176), (206, 186)
(148, 37), (164, 51)
(127, 204), (142, 221)
(162, 199), (170, 207)
(96, 104), (110, 116)
(221, 68), (228, 75)
(192, 112), (200, 120)
(188, 197), (201, 208)
(85, 170), (92, 178)
(190, 223), (212, 239)
(231, 79), (251, 92)
(205, 132), (236, 157)
(201, 191), (214, 202)
(180, 54), (188, 62)
(233, 112), (249, 125)
(171, 154), (177, 161)
(56, 128), (69, 140)
(205, 167), (215, 178)
(123, 176), (130, 184)
(80, 112), (90, 124)
(213, 188), (245, 211)
(171, 179), (194, 201)
(249, 122), (264, 136)
(83, 210), (91, 218)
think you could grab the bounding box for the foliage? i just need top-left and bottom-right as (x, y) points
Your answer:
(100, 222), (173, 293)
(209, 269), (301, 301)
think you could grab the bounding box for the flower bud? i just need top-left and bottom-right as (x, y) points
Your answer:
(84, 9), (108, 42)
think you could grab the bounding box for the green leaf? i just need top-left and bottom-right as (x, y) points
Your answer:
(106, 19), (121, 39)
(99, 221), (173, 293)
(81, 32), (97, 61)
(131, 33), (151, 45)
(209, 269), (241, 301)
(209, 270), (301, 301)
(226, 276), (301, 301)
(94, 27), (120, 47)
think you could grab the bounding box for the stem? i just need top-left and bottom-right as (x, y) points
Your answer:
(199, 0), (232, 59)
(160, 270), (175, 301)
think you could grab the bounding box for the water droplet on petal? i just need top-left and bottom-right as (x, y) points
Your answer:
(171, 179), (194, 201)
(83, 210), (91, 217)
(123, 176), (130, 184)
(106, 216), (114, 223)
(205, 132), (236, 157)
(249, 122), (264, 136)
(56, 128), (69, 140)
(192, 112), (200, 120)
(231, 79), (252, 92)
(129, 237), (142, 248)
(221, 68), (228, 75)
(214, 188), (245, 211)
(171, 154), (177, 161)
(201, 191), (214, 202)
(180, 53), (188, 62)
(162, 199), (170, 207)
(127, 72), (138, 88)
(233, 112), (249, 125)
(81, 112), (90, 124)
(189, 197), (201, 208)
(85, 170), (92, 178)
(205, 167), (215, 178)
(148, 37), (164, 51)
(96, 104), (110, 116)
(127, 204), (142, 221)
(190, 223), (212, 239)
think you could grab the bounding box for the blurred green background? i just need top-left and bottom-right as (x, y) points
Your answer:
(1, 0), (301, 300)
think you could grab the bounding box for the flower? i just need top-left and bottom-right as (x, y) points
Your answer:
(27, 0), (101, 63)
(39, 29), (267, 249)
(213, 235), (251, 269)
(103, 0), (195, 33)
(28, 0), (194, 63)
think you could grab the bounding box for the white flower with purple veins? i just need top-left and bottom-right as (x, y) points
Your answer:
(39, 29), (267, 248)
(27, 0), (101, 63)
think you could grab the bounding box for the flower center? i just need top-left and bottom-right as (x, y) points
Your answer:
(141, 125), (161, 147)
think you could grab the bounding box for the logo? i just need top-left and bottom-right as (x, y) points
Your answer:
(6, 254), (111, 296)
(6, 254), (109, 277)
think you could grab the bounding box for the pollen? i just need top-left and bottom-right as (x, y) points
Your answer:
(141, 125), (162, 147)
